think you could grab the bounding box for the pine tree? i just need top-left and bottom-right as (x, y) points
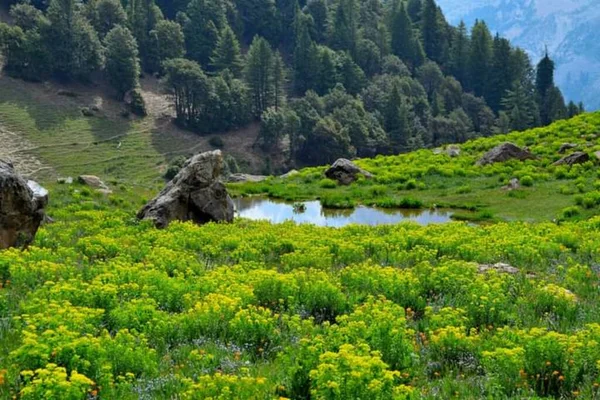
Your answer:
(294, 14), (319, 94)
(536, 50), (555, 100)
(385, 82), (411, 150)
(245, 36), (275, 116)
(468, 20), (493, 99)
(421, 0), (446, 64)
(211, 25), (244, 77)
(104, 25), (140, 99)
(150, 20), (185, 72)
(502, 82), (537, 131)
(390, 2), (417, 67)
(183, 0), (226, 67)
(272, 51), (286, 110)
(306, 0), (328, 44)
(406, 0), (422, 23)
(448, 21), (470, 88)
(88, 0), (127, 38)
(128, 0), (163, 72)
(330, 0), (358, 57)
(488, 35), (513, 112)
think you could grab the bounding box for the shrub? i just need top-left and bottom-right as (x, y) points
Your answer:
(319, 178), (338, 189)
(129, 89), (147, 117)
(520, 175), (534, 187)
(209, 136), (224, 148)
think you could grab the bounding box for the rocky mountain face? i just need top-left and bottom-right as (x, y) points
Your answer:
(437, 0), (600, 110)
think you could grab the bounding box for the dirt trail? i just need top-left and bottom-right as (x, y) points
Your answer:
(0, 125), (53, 179)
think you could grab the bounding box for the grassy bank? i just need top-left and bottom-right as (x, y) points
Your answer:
(230, 112), (600, 222)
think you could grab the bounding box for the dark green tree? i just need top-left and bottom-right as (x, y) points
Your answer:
(390, 2), (419, 68)
(488, 35), (513, 112)
(468, 20), (493, 98)
(86, 0), (127, 38)
(245, 36), (275, 116)
(421, 0), (447, 64)
(105, 25), (140, 99)
(128, 0), (163, 72)
(330, 0), (358, 57)
(293, 14), (319, 94)
(150, 20), (185, 72)
(183, 0), (225, 66)
(211, 24), (244, 76)
(448, 21), (470, 88)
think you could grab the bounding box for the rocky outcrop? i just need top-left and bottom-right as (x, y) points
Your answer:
(280, 169), (299, 179)
(227, 174), (268, 183)
(78, 175), (109, 190)
(553, 152), (590, 166)
(558, 143), (578, 154)
(0, 160), (48, 249)
(478, 263), (519, 275)
(447, 146), (460, 157)
(325, 159), (373, 185)
(476, 143), (535, 166)
(138, 150), (234, 228)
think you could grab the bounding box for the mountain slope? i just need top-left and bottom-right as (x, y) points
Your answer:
(436, 0), (600, 110)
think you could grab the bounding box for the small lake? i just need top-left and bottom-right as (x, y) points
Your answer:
(233, 198), (454, 227)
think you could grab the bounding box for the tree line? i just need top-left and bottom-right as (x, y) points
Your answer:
(0, 0), (585, 166)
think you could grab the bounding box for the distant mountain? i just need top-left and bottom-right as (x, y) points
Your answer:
(436, 0), (600, 110)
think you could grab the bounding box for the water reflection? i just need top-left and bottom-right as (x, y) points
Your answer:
(233, 198), (453, 227)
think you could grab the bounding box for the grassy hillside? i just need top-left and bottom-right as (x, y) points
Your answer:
(231, 112), (600, 222)
(0, 75), (265, 187)
(1, 185), (600, 398)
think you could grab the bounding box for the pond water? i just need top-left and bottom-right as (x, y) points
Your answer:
(233, 198), (454, 227)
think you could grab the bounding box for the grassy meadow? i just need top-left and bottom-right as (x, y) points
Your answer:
(1, 112), (600, 398)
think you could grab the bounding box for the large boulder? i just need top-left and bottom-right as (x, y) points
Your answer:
(553, 152), (590, 166)
(558, 143), (578, 154)
(325, 159), (373, 185)
(476, 143), (535, 166)
(138, 150), (234, 228)
(227, 174), (268, 183)
(0, 160), (48, 249)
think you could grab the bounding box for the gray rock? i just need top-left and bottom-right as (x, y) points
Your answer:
(446, 145), (460, 157)
(476, 142), (535, 166)
(558, 143), (578, 154)
(280, 169), (299, 179)
(478, 263), (519, 275)
(227, 174), (268, 183)
(78, 175), (110, 191)
(502, 178), (520, 191)
(595, 151), (600, 161)
(0, 160), (48, 249)
(138, 150), (234, 228)
(553, 152), (590, 166)
(325, 159), (373, 185)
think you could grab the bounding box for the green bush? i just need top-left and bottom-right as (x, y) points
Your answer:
(520, 175), (534, 187)
(318, 178), (338, 189)
(209, 136), (224, 148)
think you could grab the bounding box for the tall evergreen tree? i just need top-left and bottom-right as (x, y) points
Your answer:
(272, 51), (287, 110)
(468, 20), (493, 99)
(245, 36), (275, 116)
(536, 51), (555, 100)
(390, 2), (418, 68)
(104, 25), (140, 99)
(406, 0), (422, 23)
(293, 14), (319, 94)
(421, 0), (446, 64)
(183, 0), (225, 67)
(211, 25), (244, 76)
(448, 21), (470, 88)
(330, 0), (358, 57)
(128, 0), (163, 72)
(150, 20), (185, 72)
(488, 35), (513, 112)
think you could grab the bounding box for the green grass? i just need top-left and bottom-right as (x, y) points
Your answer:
(0, 78), (207, 189)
